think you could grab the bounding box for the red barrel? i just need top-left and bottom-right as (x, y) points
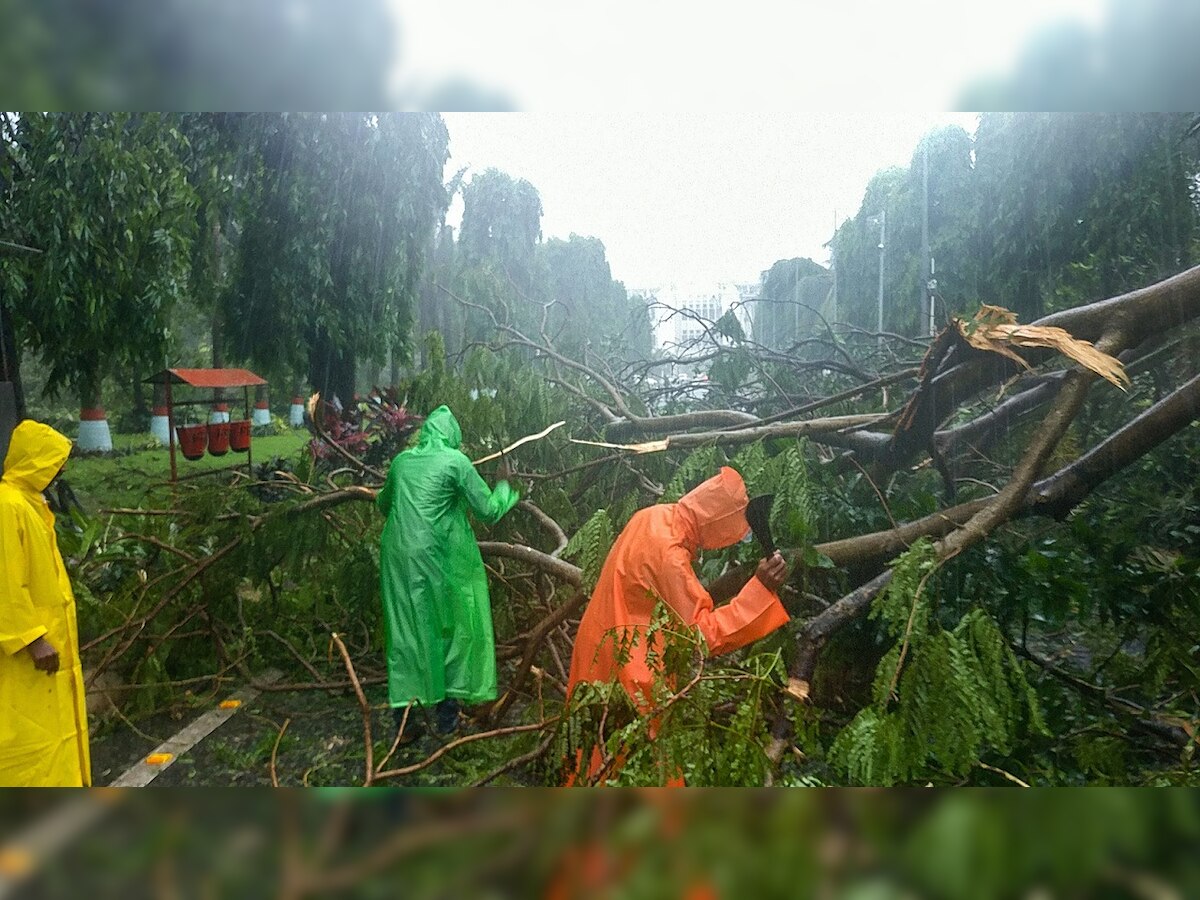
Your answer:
(207, 422), (230, 456)
(177, 424), (208, 460)
(229, 419), (251, 452)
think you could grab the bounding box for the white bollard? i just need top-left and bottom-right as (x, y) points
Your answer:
(289, 396), (304, 427)
(77, 408), (113, 452)
(149, 404), (172, 446)
(209, 403), (230, 425)
(252, 400), (271, 426)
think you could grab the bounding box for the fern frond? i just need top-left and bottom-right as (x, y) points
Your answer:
(832, 546), (1045, 785)
(562, 508), (615, 592)
(661, 446), (726, 503)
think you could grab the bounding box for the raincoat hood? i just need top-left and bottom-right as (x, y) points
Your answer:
(676, 466), (751, 550)
(2, 421), (71, 493)
(416, 405), (462, 451)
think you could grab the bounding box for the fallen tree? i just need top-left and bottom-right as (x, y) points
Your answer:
(70, 264), (1200, 785)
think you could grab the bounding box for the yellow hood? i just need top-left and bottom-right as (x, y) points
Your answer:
(2, 420), (71, 493)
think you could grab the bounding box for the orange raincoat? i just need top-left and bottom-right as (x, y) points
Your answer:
(565, 466), (788, 781)
(0, 421), (91, 786)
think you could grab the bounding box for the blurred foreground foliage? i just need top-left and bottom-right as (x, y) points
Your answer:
(1, 789), (1199, 898)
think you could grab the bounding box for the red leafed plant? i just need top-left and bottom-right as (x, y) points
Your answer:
(307, 388), (423, 470)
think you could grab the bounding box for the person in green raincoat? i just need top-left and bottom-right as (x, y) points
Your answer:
(376, 405), (519, 740)
(0, 420), (91, 786)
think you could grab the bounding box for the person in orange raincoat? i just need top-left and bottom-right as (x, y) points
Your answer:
(565, 465), (789, 783)
(0, 421), (91, 786)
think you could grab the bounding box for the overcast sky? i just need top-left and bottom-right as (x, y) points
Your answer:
(409, 1), (1109, 288)
(441, 112), (979, 288)
(394, 1), (1107, 110)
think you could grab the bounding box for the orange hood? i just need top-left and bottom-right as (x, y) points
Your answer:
(675, 466), (751, 551)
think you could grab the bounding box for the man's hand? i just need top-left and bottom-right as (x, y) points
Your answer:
(26, 637), (60, 675)
(754, 551), (789, 593)
(496, 454), (513, 481)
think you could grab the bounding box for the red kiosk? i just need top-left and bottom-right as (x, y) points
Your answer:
(145, 368), (267, 483)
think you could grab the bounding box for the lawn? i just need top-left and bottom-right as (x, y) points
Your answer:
(65, 430), (311, 512)
(62, 427), (548, 787)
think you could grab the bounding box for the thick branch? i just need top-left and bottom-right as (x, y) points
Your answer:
(925, 264), (1200, 440)
(721, 367), (920, 432)
(1032, 370), (1200, 518)
(605, 409), (759, 441)
(934, 374), (1064, 459)
(517, 500), (569, 557)
(477, 542), (583, 587)
(663, 414), (889, 450)
(937, 327), (1127, 560)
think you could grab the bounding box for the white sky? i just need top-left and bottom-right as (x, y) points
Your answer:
(393, 0), (1106, 109)
(441, 112), (979, 288)
(396, 1), (1109, 288)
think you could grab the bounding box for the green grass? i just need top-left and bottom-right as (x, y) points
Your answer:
(66, 431), (311, 511)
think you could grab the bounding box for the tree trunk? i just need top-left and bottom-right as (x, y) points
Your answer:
(308, 329), (356, 409)
(253, 383), (271, 426)
(289, 379), (306, 428)
(77, 380), (113, 452)
(0, 293), (27, 419)
(150, 382), (172, 446)
(210, 219), (229, 423)
(131, 370), (148, 421)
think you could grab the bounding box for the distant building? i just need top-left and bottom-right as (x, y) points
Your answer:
(635, 282), (744, 355)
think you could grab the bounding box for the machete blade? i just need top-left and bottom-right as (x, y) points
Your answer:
(746, 494), (776, 556)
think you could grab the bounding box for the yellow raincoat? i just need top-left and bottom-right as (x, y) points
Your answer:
(0, 421), (91, 786)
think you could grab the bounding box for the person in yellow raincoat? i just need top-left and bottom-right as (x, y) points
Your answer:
(565, 466), (789, 784)
(0, 420), (91, 786)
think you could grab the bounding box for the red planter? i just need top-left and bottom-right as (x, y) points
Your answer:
(207, 422), (231, 456)
(229, 419), (251, 453)
(177, 424), (208, 460)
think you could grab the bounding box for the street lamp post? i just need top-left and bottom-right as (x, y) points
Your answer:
(878, 208), (888, 345)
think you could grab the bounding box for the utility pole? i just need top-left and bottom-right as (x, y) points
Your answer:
(877, 207), (886, 345)
(929, 256), (938, 336)
(830, 208), (838, 325)
(921, 144), (933, 336)
(793, 261), (799, 350)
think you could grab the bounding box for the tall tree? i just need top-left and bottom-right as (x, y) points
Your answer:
(756, 257), (832, 350)
(830, 115), (1200, 334)
(224, 113), (451, 404)
(539, 234), (652, 363)
(971, 112), (1200, 319)
(0, 113), (195, 446)
(458, 168), (544, 277)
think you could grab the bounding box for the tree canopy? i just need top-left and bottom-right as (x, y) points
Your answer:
(5, 112), (1199, 791)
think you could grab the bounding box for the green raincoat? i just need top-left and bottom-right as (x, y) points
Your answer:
(377, 406), (519, 709)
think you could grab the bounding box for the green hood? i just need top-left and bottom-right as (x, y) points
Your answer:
(416, 405), (462, 451)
